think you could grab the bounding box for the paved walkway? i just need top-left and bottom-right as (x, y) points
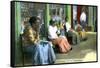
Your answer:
(18, 32), (97, 66)
(55, 32), (97, 64)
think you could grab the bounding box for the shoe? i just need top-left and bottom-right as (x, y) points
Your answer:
(70, 47), (72, 51)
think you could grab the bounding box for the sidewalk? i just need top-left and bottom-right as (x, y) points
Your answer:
(55, 32), (97, 64)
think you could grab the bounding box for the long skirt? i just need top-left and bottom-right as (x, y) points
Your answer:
(51, 36), (72, 53)
(23, 41), (56, 65)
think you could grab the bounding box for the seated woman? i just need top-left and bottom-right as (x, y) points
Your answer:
(64, 17), (80, 45)
(48, 19), (72, 53)
(75, 23), (87, 41)
(22, 16), (56, 65)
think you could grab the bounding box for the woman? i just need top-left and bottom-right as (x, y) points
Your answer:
(48, 19), (72, 53)
(22, 16), (55, 65)
(75, 23), (87, 41)
(80, 7), (87, 30)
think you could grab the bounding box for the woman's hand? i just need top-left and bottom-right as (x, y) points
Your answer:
(34, 34), (40, 44)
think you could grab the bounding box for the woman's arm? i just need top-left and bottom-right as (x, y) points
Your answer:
(23, 27), (39, 44)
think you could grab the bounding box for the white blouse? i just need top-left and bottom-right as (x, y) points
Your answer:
(80, 12), (86, 22)
(48, 25), (58, 39)
(66, 22), (71, 32)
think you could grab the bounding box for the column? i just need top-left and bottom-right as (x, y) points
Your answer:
(88, 7), (94, 31)
(45, 4), (50, 36)
(65, 5), (71, 24)
(77, 6), (81, 24)
(15, 2), (22, 65)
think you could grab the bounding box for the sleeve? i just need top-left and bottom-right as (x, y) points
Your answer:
(48, 26), (53, 38)
(48, 26), (52, 35)
(28, 29), (36, 43)
(48, 26), (58, 39)
(55, 26), (58, 32)
(66, 23), (71, 32)
(23, 27), (36, 43)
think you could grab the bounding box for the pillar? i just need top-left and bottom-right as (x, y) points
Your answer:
(88, 6), (94, 31)
(45, 4), (50, 37)
(15, 2), (22, 65)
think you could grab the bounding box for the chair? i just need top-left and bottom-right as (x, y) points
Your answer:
(20, 34), (25, 66)
(20, 34), (32, 66)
